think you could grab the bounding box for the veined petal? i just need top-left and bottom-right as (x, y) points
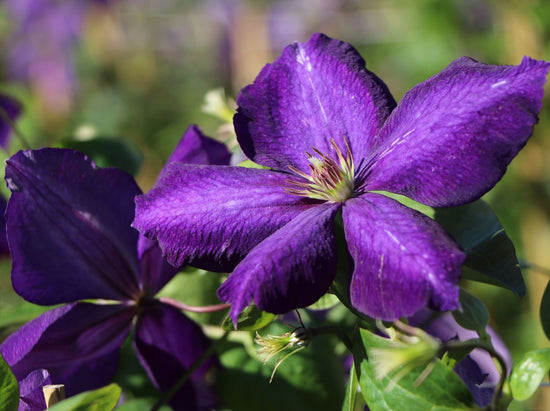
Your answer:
(217, 203), (340, 323)
(367, 56), (550, 206)
(0, 302), (133, 395)
(134, 164), (313, 270)
(160, 124), (231, 179)
(6, 148), (142, 304)
(235, 32), (396, 173)
(343, 194), (465, 320)
(134, 303), (214, 411)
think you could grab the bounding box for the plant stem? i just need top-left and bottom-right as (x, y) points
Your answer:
(158, 297), (231, 313)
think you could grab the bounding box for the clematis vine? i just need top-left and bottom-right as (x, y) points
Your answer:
(0, 125), (231, 410)
(134, 33), (549, 323)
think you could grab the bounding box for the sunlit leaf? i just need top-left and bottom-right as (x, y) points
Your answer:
(221, 303), (275, 331)
(47, 383), (121, 411)
(510, 348), (550, 401)
(353, 328), (477, 410)
(0, 353), (18, 411)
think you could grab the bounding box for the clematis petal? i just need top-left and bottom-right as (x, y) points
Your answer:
(234, 32), (396, 173)
(0, 195), (9, 257)
(367, 56), (550, 207)
(134, 303), (214, 411)
(217, 203), (340, 323)
(162, 124), (231, 175)
(6, 148), (142, 304)
(134, 164), (313, 270)
(137, 235), (178, 296)
(0, 303), (133, 395)
(342, 194), (465, 320)
(18, 369), (51, 411)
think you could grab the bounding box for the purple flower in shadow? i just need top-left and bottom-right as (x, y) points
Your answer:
(413, 311), (512, 407)
(0, 126), (230, 410)
(134, 33), (549, 323)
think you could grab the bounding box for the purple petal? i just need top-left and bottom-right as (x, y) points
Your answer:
(367, 56), (550, 206)
(217, 203), (339, 323)
(0, 302), (133, 395)
(235, 32), (396, 173)
(134, 303), (214, 411)
(18, 369), (51, 411)
(134, 164), (313, 270)
(137, 235), (178, 295)
(0, 94), (21, 149)
(6, 148), (142, 304)
(342, 194), (465, 320)
(162, 125), (231, 177)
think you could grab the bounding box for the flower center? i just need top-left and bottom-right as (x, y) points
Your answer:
(285, 138), (355, 202)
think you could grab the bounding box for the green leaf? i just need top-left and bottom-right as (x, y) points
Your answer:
(353, 328), (477, 411)
(308, 293), (341, 311)
(116, 398), (171, 411)
(47, 383), (121, 411)
(434, 200), (525, 296)
(510, 348), (550, 401)
(0, 301), (52, 329)
(451, 289), (489, 332)
(0, 353), (19, 411)
(218, 322), (345, 411)
(221, 303), (275, 331)
(540, 280), (550, 340)
(342, 361), (360, 411)
(60, 137), (142, 176)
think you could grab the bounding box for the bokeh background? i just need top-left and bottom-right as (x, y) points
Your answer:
(0, 0), (549, 409)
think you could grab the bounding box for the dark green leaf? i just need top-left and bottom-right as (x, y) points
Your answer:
(0, 353), (19, 411)
(510, 348), (550, 401)
(221, 303), (275, 331)
(452, 289), (489, 332)
(540, 280), (550, 340)
(0, 301), (51, 329)
(47, 383), (121, 411)
(60, 137), (142, 176)
(116, 398), (171, 411)
(353, 328), (477, 411)
(434, 200), (525, 296)
(217, 322), (345, 411)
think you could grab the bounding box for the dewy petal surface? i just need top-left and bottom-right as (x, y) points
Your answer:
(6, 148), (142, 304)
(367, 56), (550, 207)
(235, 32), (396, 173)
(217, 203), (340, 323)
(134, 164), (314, 270)
(134, 303), (214, 411)
(342, 194), (465, 320)
(0, 302), (134, 394)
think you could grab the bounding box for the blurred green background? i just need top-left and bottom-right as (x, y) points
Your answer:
(0, 0), (549, 409)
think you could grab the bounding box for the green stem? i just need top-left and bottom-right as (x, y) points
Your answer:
(158, 297), (231, 313)
(444, 338), (508, 411)
(151, 331), (230, 411)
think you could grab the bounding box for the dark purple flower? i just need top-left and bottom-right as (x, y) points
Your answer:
(134, 33), (549, 323)
(0, 94), (22, 149)
(0, 126), (230, 410)
(418, 312), (512, 407)
(18, 369), (51, 411)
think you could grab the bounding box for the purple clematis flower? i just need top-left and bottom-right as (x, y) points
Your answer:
(134, 33), (549, 323)
(0, 125), (230, 410)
